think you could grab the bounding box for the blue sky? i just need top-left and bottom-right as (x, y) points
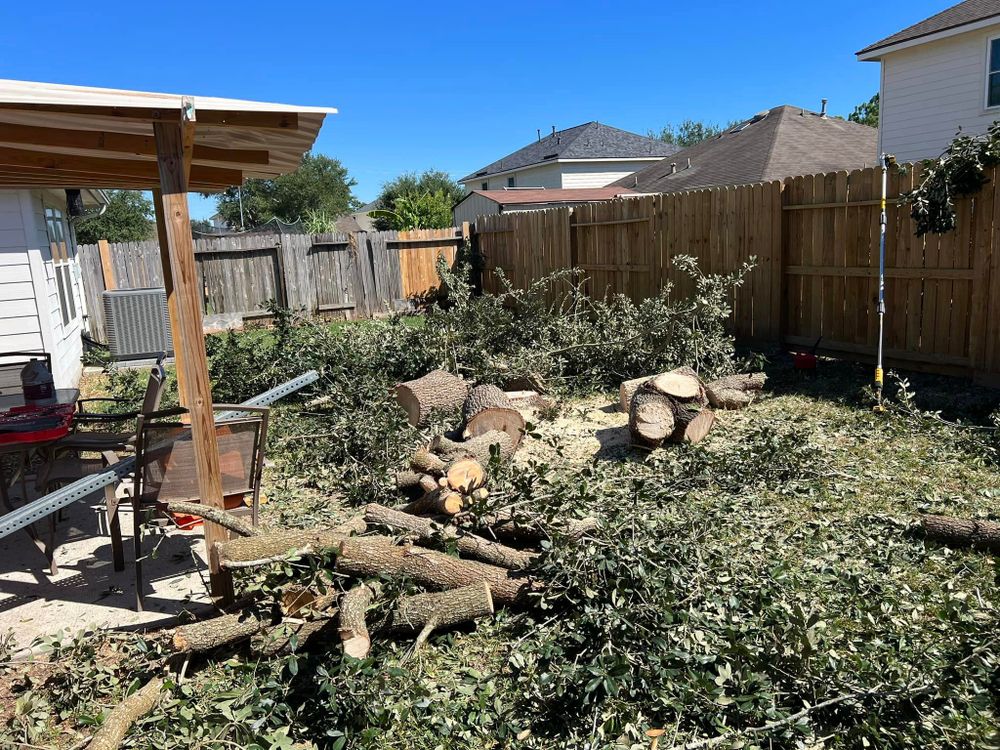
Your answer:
(0, 0), (950, 220)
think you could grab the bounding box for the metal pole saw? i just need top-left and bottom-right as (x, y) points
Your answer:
(874, 153), (893, 413)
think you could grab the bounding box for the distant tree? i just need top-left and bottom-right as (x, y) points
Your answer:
(649, 119), (735, 148)
(373, 170), (464, 230)
(74, 190), (154, 244)
(848, 93), (879, 128)
(212, 153), (359, 229)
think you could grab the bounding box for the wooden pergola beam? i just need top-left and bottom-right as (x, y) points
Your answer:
(0, 103), (299, 129)
(0, 145), (242, 185)
(0, 123), (270, 165)
(152, 108), (233, 605)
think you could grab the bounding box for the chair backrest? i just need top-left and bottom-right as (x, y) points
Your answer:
(134, 405), (269, 506)
(0, 351), (52, 396)
(140, 358), (168, 415)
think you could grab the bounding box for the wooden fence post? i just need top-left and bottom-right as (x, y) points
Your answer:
(98, 239), (116, 291)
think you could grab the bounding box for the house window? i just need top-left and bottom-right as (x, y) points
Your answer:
(481, 181), (488, 190)
(988, 37), (1000, 107)
(507, 176), (516, 188)
(44, 206), (76, 326)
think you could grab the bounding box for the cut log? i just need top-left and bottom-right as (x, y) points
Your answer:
(704, 372), (766, 410)
(921, 515), (1000, 554)
(400, 489), (465, 516)
(253, 616), (337, 656)
(629, 387), (676, 448)
(173, 611), (268, 652)
(505, 390), (553, 410)
(411, 447), (448, 476)
(395, 469), (424, 498)
(649, 369), (703, 400)
(164, 501), (256, 537)
(87, 675), (165, 750)
(619, 375), (652, 413)
(501, 372), (547, 393)
(461, 385), (526, 448)
(446, 458), (485, 493)
(671, 408), (715, 444)
(337, 535), (535, 605)
(365, 503), (537, 570)
(395, 369), (469, 427)
(216, 528), (352, 569)
(471, 510), (598, 545)
(379, 581), (494, 637)
(419, 474), (440, 494)
(430, 430), (515, 464)
(339, 583), (376, 659)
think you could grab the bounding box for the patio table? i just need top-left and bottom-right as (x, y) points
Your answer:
(0, 388), (79, 572)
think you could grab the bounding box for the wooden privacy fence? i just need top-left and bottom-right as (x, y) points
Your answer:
(79, 227), (465, 342)
(473, 165), (1000, 385)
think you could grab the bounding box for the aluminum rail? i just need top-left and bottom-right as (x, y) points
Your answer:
(0, 369), (318, 540)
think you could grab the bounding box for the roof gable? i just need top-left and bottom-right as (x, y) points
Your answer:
(613, 106), (877, 194)
(857, 0), (1000, 57)
(458, 122), (676, 182)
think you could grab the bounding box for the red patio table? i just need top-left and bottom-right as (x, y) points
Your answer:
(0, 388), (79, 572)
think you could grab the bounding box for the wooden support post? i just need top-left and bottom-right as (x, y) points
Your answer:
(152, 190), (186, 406)
(98, 239), (116, 291)
(153, 109), (234, 604)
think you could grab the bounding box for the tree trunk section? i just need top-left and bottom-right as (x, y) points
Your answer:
(395, 369), (469, 427)
(216, 528), (354, 569)
(619, 375), (652, 413)
(400, 489), (465, 516)
(379, 581), (494, 636)
(461, 385), (525, 448)
(473, 511), (598, 545)
(253, 616), (337, 656)
(280, 585), (338, 617)
(337, 535), (535, 605)
(921, 515), (1000, 554)
(365, 503), (537, 569)
(629, 387), (676, 448)
(172, 611), (267, 652)
(445, 458), (485, 492)
(705, 372), (766, 409)
(670, 408), (715, 443)
(410, 447), (448, 475)
(339, 583), (376, 658)
(87, 676), (165, 750)
(649, 369), (704, 400)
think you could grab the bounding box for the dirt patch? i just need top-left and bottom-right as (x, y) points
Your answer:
(515, 394), (635, 466)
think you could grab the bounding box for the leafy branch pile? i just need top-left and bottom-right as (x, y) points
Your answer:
(3, 261), (999, 749)
(904, 119), (1000, 235)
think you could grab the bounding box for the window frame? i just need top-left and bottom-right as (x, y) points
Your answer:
(43, 204), (78, 327)
(481, 181), (488, 190)
(985, 34), (1000, 109)
(507, 175), (516, 188)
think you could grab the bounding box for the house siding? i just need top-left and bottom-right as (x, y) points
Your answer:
(559, 160), (660, 188)
(879, 22), (1000, 162)
(0, 189), (84, 389)
(454, 193), (501, 226)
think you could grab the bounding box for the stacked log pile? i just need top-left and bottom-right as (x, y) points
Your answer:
(163, 369), (557, 669)
(624, 368), (767, 449)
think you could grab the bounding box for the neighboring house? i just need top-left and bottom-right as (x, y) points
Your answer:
(612, 105), (877, 193)
(857, 0), (1000, 162)
(453, 187), (634, 226)
(458, 122), (677, 193)
(336, 200), (378, 233)
(0, 188), (107, 388)
(209, 212), (229, 231)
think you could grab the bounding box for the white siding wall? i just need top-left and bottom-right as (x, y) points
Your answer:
(453, 193), (500, 226)
(880, 22), (1000, 162)
(558, 160), (660, 188)
(0, 190), (43, 353)
(0, 189), (83, 389)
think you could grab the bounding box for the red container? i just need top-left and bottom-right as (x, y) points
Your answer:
(794, 352), (817, 370)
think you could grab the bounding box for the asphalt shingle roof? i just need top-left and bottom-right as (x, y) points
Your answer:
(857, 0), (1000, 56)
(458, 122), (677, 182)
(611, 106), (877, 194)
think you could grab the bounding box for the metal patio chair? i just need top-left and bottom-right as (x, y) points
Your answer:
(0, 351), (52, 396)
(129, 404), (269, 610)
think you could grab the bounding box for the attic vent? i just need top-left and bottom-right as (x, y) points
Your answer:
(103, 288), (174, 361)
(729, 111), (769, 134)
(542, 153), (558, 159)
(475, 170), (488, 177)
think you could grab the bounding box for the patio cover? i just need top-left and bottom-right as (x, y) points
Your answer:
(0, 79), (336, 604)
(0, 79), (337, 190)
